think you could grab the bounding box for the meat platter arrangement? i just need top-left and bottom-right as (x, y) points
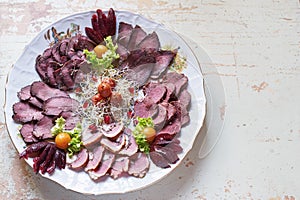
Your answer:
(5, 8), (206, 194)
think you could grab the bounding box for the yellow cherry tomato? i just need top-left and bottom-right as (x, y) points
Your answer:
(55, 132), (71, 149)
(94, 44), (108, 58)
(143, 127), (156, 143)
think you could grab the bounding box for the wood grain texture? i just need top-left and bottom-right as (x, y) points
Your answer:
(0, 0), (299, 199)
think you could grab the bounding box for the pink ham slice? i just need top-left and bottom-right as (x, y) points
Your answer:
(100, 133), (126, 153)
(82, 130), (103, 148)
(128, 152), (150, 178)
(88, 153), (115, 180)
(119, 129), (138, 156)
(101, 123), (124, 138)
(110, 156), (130, 179)
(85, 146), (105, 172)
(69, 148), (89, 171)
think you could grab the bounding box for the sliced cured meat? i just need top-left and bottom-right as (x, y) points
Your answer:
(157, 119), (181, 136)
(134, 101), (158, 118)
(19, 141), (49, 159)
(151, 50), (176, 79)
(178, 89), (191, 110)
(160, 102), (177, 122)
(12, 102), (44, 123)
(101, 123), (124, 138)
(100, 133), (126, 153)
(172, 101), (190, 126)
(88, 153), (115, 180)
(137, 32), (160, 50)
(163, 83), (176, 102)
(20, 123), (38, 143)
(85, 146), (105, 172)
(43, 96), (79, 116)
(145, 84), (166, 104)
(154, 146), (179, 164)
(116, 43), (129, 60)
(110, 156), (129, 179)
(59, 111), (81, 130)
(30, 81), (69, 102)
(163, 72), (188, 97)
(153, 104), (167, 131)
(127, 25), (147, 51)
(28, 96), (43, 109)
(119, 129), (138, 156)
(69, 148), (89, 171)
(117, 22), (133, 47)
(82, 127), (103, 148)
(149, 151), (170, 168)
(128, 152), (150, 178)
(17, 85), (31, 101)
(125, 63), (154, 86)
(55, 149), (66, 170)
(33, 116), (54, 139)
(107, 8), (116, 36)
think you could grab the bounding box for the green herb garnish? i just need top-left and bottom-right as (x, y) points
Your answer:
(51, 117), (83, 157)
(132, 117), (154, 154)
(83, 36), (119, 72)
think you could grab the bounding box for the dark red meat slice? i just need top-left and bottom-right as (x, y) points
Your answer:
(30, 81), (69, 102)
(178, 89), (191, 110)
(145, 84), (166, 104)
(107, 8), (116, 36)
(32, 116), (54, 139)
(20, 123), (38, 143)
(85, 27), (103, 45)
(149, 151), (170, 168)
(33, 143), (51, 173)
(125, 63), (154, 86)
(19, 141), (49, 159)
(134, 101), (158, 118)
(59, 111), (80, 130)
(55, 149), (66, 169)
(153, 104), (167, 131)
(39, 144), (56, 174)
(163, 72), (188, 97)
(127, 25), (147, 51)
(137, 32), (160, 50)
(43, 96), (79, 116)
(151, 50), (176, 79)
(154, 146), (179, 164)
(13, 102), (44, 123)
(96, 9), (108, 37)
(117, 22), (133, 47)
(17, 85), (31, 101)
(28, 96), (43, 109)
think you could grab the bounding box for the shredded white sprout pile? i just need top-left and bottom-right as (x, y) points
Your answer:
(75, 68), (138, 128)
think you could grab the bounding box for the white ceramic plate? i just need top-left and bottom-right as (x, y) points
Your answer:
(4, 10), (206, 195)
